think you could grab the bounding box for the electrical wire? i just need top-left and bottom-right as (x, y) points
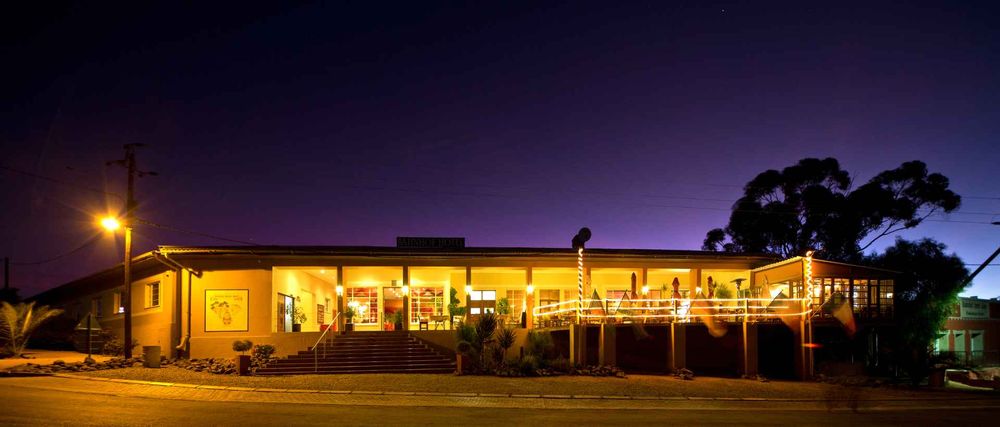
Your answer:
(0, 164), (122, 199)
(11, 233), (104, 266)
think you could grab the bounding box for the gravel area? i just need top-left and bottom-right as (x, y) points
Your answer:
(75, 366), (986, 400)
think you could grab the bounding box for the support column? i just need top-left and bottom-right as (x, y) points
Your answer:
(336, 266), (345, 333)
(599, 323), (616, 366)
(689, 269), (702, 296)
(402, 266), (410, 331)
(640, 268), (647, 296)
(465, 266), (472, 323)
(525, 267), (534, 329)
(743, 323), (758, 377)
(670, 322), (686, 372)
(570, 323), (587, 366)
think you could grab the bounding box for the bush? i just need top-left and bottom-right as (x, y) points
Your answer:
(232, 340), (253, 354)
(99, 330), (139, 356)
(250, 344), (277, 373)
(518, 354), (540, 376)
(525, 330), (554, 359)
(549, 355), (572, 373)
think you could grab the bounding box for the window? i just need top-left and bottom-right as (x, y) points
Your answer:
(852, 280), (869, 312)
(469, 290), (496, 315)
(346, 287), (378, 324)
(145, 282), (160, 308)
(879, 280), (894, 316)
(505, 290), (525, 317)
(92, 297), (102, 318)
(113, 292), (125, 314)
(411, 287), (444, 323)
(539, 289), (560, 307)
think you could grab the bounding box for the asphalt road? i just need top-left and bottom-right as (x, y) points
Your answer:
(3, 381), (998, 426)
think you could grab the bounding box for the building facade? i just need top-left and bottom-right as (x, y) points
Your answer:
(936, 296), (1000, 366)
(33, 242), (895, 378)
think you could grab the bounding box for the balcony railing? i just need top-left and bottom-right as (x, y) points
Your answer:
(532, 296), (813, 327)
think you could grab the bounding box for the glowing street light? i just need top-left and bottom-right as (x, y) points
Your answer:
(100, 216), (121, 231)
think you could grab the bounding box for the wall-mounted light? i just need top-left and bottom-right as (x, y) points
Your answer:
(401, 285), (409, 295)
(335, 285), (343, 296)
(526, 284), (534, 295)
(641, 285), (649, 295)
(465, 285), (473, 293)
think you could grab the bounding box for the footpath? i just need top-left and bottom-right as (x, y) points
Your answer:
(2, 374), (998, 412)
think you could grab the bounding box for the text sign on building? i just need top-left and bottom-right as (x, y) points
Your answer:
(960, 298), (989, 319)
(396, 237), (466, 249)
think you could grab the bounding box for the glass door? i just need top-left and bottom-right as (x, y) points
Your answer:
(469, 290), (496, 320)
(277, 293), (294, 332)
(383, 287), (405, 331)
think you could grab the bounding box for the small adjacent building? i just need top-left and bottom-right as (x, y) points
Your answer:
(31, 239), (897, 378)
(936, 296), (1000, 366)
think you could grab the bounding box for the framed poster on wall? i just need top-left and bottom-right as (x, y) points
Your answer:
(205, 289), (249, 332)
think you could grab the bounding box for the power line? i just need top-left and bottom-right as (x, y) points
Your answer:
(11, 233), (103, 266)
(136, 219), (261, 246)
(0, 164), (122, 199)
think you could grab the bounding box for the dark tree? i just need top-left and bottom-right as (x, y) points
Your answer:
(702, 158), (960, 261)
(866, 238), (968, 384)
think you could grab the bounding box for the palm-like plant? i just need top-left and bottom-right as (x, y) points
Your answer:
(0, 301), (64, 358)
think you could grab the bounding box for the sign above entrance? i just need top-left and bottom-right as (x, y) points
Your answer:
(959, 298), (989, 319)
(396, 237), (466, 249)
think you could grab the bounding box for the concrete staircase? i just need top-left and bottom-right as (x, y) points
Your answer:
(255, 331), (455, 375)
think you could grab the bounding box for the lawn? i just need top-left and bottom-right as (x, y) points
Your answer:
(76, 366), (978, 400)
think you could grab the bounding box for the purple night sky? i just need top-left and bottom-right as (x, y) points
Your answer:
(2, 1), (998, 298)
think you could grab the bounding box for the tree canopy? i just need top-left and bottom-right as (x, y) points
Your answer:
(702, 158), (960, 261)
(866, 238), (968, 382)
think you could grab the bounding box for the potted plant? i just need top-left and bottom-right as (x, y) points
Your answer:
(393, 310), (404, 331)
(291, 304), (307, 332)
(232, 339), (253, 376)
(343, 306), (356, 332)
(496, 297), (511, 324)
(447, 287), (466, 329)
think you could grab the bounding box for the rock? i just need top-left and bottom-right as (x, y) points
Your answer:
(53, 360), (66, 366)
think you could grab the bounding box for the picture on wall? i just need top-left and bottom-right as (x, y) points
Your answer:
(205, 289), (249, 332)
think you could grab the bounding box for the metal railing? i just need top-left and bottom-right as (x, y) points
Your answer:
(313, 312), (341, 372)
(532, 297), (813, 326)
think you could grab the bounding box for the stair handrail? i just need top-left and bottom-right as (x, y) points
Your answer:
(313, 312), (342, 373)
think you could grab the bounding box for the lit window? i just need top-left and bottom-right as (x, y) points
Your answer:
(146, 282), (160, 308)
(92, 297), (102, 318)
(113, 292), (125, 314)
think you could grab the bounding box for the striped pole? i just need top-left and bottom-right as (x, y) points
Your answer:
(577, 247), (584, 323)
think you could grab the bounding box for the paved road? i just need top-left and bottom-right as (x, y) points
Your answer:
(2, 377), (998, 426)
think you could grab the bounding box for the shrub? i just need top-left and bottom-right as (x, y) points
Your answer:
(232, 340), (253, 354)
(549, 355), (572, 373)
(518, 354), (540, 376)
(496, 327), (516, 354)
(250, 344), (277, 373)
(525, 330), (554, 359)
(99, 330), (139, 356)
(0, 302), (64, 357)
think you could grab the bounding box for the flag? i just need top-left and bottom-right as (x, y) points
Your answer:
(691, 292), (727, 338)
(821, 292), (857, 337)
(767, 291), (801, 333)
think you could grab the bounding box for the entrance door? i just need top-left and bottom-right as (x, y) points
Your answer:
(383, 287), (405, 331)
(469, 290), (497, 320)
(277, 294), (294, 332)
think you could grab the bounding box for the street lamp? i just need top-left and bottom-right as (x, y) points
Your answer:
(100, 217), (121, 231)
(100, 214), (134, 359)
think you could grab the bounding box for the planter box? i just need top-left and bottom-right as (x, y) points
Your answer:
(292, 324), (302, 332)
(237, 355), (251, 376)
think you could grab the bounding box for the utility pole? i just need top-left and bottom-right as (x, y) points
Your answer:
(108, 144), (156, 359)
